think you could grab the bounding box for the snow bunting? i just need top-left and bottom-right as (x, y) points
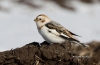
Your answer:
(34, 14), (87, 48)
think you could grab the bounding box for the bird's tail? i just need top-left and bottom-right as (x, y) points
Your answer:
(79, 43), (89, 48)
(68, 38), (88, 48)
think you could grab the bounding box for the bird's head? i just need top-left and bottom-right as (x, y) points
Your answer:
(34, 14), (51, 27)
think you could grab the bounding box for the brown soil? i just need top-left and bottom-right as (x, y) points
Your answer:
(0, 41), (100, 65)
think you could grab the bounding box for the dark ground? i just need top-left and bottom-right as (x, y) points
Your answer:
(0, 41), (100, 65)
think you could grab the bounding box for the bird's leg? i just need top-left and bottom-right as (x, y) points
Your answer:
(60, 40), (72, 50)
(70, 42), (76, 51)
(66, 40), (72, 50)
(67, 41), (73, 53)
(60, 43), (67, 49)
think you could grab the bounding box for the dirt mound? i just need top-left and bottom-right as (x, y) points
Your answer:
(0, 41), (100, 65)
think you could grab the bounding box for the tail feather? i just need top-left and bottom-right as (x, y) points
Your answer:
(80, 43), (88, 48)
(67, 30), (81, 37)
(68, 38), (88, 48)
(59, 35), (88, 48)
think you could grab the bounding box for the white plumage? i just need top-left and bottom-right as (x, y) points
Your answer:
(34, 14), (88, 47)
(39, 25), (65, 44)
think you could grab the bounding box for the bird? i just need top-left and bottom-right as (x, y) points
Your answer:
(34, 14), (87, 48)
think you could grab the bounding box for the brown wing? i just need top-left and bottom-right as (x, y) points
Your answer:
(45, 21), (87, 47)
(67, 30), (81, 37)
(45, 21), (78, 39)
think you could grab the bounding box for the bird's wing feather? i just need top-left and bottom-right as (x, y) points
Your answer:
(51, 21), (81, 37)
(45, 21), (80, 39)
(67, 30), (81, 37)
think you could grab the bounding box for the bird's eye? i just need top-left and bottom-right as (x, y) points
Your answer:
(39, 18), (41, 20)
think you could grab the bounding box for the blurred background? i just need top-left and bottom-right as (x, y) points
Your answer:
(0, 0), (100, 51)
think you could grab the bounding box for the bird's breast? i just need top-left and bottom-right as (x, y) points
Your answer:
(38, 26), (65, 44)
